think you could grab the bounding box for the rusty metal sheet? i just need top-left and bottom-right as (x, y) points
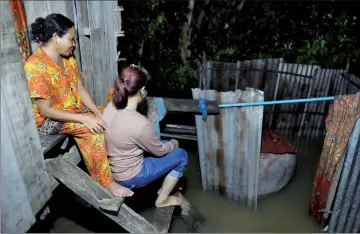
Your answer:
(192, 88), (264, 210)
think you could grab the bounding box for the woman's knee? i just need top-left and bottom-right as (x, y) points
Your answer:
(173, 148), (188, 166)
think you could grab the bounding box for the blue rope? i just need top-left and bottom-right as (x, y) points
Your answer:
(198, 98), (208, 121)
(218, 96), (335, 108)
(198, 96), (335, 121)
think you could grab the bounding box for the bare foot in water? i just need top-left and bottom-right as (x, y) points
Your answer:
(155, 195), (181, 208)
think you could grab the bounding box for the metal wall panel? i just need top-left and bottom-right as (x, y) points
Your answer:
(192, 88), (264, 210)
(328, 118), (360, 233)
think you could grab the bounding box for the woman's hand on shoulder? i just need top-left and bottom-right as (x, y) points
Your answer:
(80, 114), (106, 134)
(170, 139), (179, 148)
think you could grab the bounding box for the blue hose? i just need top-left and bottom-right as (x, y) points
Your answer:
(198, 96), (335, 121)
(218, 96), (335, 108)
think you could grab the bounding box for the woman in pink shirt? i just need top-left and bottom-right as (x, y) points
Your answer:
(103, 65), (188, 207)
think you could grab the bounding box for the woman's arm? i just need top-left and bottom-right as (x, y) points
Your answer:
(135, 123), (177, 157)
(36, 99), (105, 134)
(36, 98), (85, 122)
(78, 79), (102, 117)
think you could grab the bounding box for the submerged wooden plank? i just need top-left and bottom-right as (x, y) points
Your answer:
(178, 193), (205, 232)
(45, 157), (157, 233)
(151, 205), (175, 233)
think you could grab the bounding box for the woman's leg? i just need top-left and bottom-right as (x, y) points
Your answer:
(118, 147), (188, 207)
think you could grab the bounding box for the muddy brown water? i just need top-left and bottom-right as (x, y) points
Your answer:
(29, 138), (322, 233)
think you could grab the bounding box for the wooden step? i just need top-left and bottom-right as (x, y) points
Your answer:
(40, 135), (67, 154)
(45, 157), (157, 233)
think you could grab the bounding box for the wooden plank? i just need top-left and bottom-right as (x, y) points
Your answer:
(163, 98), (219, 115)
(90, 27), (106, 105)
(1, 1), (53, 227)
(160, 133), (197, 141)
(103, 1), (119, 91)
(151, 205), (176, 233)
(62, 145), (82, 166)
(40, 135), (67, 154)
(1, 101), (35, 233)
(46, 145), (82, 192)
(75, 1), (96, 99)
(45, 157), (157, 233)
(107, 90), (220, 115)
(87, 1), (101, 29)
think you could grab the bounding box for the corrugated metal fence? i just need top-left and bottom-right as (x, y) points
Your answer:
(191, 58), (360, 210)
(197, 59), (360, 139)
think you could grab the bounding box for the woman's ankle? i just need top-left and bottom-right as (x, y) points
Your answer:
(155, 195), (181, 207)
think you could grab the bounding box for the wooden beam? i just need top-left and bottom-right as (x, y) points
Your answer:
(107, 89), (220, 115)
(162, 98), (219, 115)
(40, 135), (67, 155)
(45, 157), (157, 233)
(178, 193), (205, 232)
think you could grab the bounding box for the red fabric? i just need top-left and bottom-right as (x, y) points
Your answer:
(261, 129), (295, 154)
(9, 0), (31, 63)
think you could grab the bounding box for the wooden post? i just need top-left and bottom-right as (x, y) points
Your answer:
(1, 1), (53, 232)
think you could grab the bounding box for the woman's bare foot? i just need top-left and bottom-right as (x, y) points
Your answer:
(155, 195), (181, 207)
(106, 181), (134, 197)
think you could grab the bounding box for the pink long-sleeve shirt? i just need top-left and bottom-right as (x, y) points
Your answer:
(103, 102), (175, 181)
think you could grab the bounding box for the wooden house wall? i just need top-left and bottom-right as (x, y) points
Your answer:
(75, 1), (121, 106)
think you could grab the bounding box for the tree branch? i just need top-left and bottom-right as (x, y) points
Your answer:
(196, 0), (209, 30)
(224, 0), (246, 28)
(179, 0), (195, 64)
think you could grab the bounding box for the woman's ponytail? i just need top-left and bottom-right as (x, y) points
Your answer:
(112, 65), (150, 109)
(113, 77), (129, 109)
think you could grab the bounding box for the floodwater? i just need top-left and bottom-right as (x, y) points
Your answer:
(29, 137), (323, 233)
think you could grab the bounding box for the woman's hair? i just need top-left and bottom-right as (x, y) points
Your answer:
(113, 65), (151, 109)
(30, 13), (74, 43)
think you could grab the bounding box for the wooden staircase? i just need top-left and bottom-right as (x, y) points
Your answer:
(39, 98), (217, 232)
(41, 135), (204, 233)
